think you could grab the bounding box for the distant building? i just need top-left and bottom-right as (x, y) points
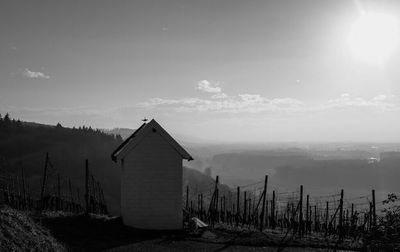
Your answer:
(111, 119), (193, 230)
(367, 157), (378, 164)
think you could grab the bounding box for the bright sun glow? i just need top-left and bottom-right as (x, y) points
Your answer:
(348, 12), (399, 64)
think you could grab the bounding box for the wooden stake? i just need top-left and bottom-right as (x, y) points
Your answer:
(314, 205), (317, 232)
(200, 194), (203, 216)
(236, 186), (240, 226)
(299, 185), (303, 236)
(215, 176), (219, 221)
(197, 194), (200, 214)
(339, 189), (344, 239)
(77, 188), (81, 206)
(260, 175), (268, 231)
(39, 152), (49, 211)
(85, 159), (89, 214)
(21, 166), (26, 209)
(372, 189), (376, 228)
(57, 174), (61, 210)
(91, 175), (97, 212)
(351, 203), (354, 226)
(186, 185), (189, 210)
(325, 201), (329, 236)
(243, 191), (247, 225)
(272, 190), (276, 229)
(306, 194), (309, 234)
(69, 179), (74, 204)
(248, 198), (252, 224)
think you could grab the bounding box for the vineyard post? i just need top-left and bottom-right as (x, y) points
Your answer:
(91, 175), (97, 213)
(10, 176), (14, 207)
(96, 181), (104, 212)
(236, 186), (240, 227)
(69, 179), (74, 208)
(215, 176), (219, 222)
(229, 191), (232, 224)
(260, 175), (268, 231)
(15, 174), (20, 207)
(232, 203), (235, 222)
(339, 189), (344, 240)
(186, 185), (189, 210)
(369, 202), (373, 231)
(325, 201), (329, 236)
(100, 186), (107, 213)
(299, 185), (303, 236)
(314, 205), (317, 232)
(21, 166), (26, 209)
(266, 197), (269, 227)
(219, 196), (222, 219)
(228, 191), (232, 212)
(306, 194), (309, 234)
(309, 204), (312, 234)
(39, 152), (49, 211)
(272, 190), (276, 229)
(7, 179), (11, 206)
(197, 194), (200, 215)
(351, 203), (354, 226)
(223, 195), (226, 222)
(200, 194), (203, 218)
(372, 189), (376, 228)
(243, 191), (247, 225)
(252, 195), (255, 217)
(291, 202), (294, 231)
(77, 188), (81, 210)
(57, 174), (61, 210)
(248, 198), (251, 225)
(224, 195), (227, 219)
(85, 159), (89, 214)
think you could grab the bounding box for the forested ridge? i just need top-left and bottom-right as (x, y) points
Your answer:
(0, 113), (219, 214)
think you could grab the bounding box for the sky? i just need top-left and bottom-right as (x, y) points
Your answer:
(1, 0), (400, 142)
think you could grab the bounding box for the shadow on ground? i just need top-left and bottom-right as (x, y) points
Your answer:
(36, 213), (183, 252)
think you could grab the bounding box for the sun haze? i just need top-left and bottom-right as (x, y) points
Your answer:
(348, 11), (399, 64)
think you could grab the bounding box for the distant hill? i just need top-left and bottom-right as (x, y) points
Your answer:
(102, 128), (135, 140)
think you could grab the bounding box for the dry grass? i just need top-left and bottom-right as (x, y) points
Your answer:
(0, 205), (66, 251)
(0, 207), (367, 251)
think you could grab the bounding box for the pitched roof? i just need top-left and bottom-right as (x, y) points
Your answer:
(111, 119), (193, 162)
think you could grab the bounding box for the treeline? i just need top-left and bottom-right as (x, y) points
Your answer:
(0, 113), (124, 214)
(0, 113), (123, 160)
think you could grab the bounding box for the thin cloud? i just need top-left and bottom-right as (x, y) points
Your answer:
(140, 94), (306, 113)
(372, 94), (387, 101)
(196, 80), (222, 93)
(326, 93), (397, 110)
(23, 68), (50, 79)
(140, 93), (399, 114)
(211, 93), (228, 99)
(140, 81), (398, 113)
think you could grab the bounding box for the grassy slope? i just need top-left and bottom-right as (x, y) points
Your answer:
(0, 205), (65, 251)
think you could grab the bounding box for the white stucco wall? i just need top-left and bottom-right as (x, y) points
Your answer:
(121, 130), (183, 230)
